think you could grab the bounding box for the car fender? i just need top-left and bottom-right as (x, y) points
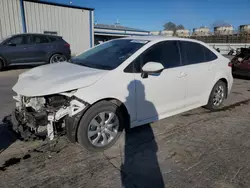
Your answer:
(45, 51), (60, 62)
(73, 73), (136, 123)
(0, 55), (8, 66)
(205, 72), (231, 104)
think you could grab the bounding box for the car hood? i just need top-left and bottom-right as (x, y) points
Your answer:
(13, 62), (109, 97)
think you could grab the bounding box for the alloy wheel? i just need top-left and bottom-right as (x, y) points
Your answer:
(212, 85), (225, 107)
(50, 54), (66, 64)
(87, 111), (119, 147)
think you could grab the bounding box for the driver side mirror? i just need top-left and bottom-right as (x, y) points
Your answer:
(141, 62), (164, 78)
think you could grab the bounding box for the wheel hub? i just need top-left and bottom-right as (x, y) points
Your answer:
(87, 111), (119, 147)
(213, 85), (224, 106)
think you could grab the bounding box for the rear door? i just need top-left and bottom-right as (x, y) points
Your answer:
(26, 35), (51, 63)
(178, 41), (218, 106)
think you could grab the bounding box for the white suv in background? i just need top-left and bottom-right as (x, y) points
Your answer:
(12, 36), (233, 151)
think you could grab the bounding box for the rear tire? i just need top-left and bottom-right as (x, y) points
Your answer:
(77, 101), (125, 152)
(204, 80), (227, 111)
(49, 54), (66, 64)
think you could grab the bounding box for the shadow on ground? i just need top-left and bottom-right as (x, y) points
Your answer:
(0, 118), (17, 154)
(233, 75), (250, 81)
(120, 80), (165, 188)
(2, 65), (38, 72)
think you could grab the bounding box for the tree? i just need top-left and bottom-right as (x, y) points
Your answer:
(211, 20), (231, 28)
(176, 24), (185, 30)
(163, 22), (185, 35)
(163, 22), (176, 31)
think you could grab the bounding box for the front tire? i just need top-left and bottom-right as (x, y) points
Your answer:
(205, 80), (227, 111)
(0, 59), (4, 71)
(77, 101), (124, 152)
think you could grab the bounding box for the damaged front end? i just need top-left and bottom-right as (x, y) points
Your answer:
(12, 91), (88, 141)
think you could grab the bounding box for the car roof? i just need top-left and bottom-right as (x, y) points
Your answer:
(11, 33), (61, 38)
(124, 35), (202, 43)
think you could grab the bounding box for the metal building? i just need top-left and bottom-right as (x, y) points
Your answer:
(214, 26), (234, 35)
(193, 27), (210, 36)
(0, 0), (94, 55)
(94, 23), (150, 45)
(175, 29), (190, 37)
(239, 24), (250, 33)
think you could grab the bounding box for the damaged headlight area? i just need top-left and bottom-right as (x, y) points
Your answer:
(12, 92), (88, 141)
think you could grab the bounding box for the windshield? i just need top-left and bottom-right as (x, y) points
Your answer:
(0, 35), (12, 44)
(71, 39), (148, 70)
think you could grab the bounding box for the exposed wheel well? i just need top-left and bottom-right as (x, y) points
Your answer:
(73, 98), (130, 143)
(94, 98), (130, 129)
(218, 78), (228, 98)
(0, 57), (6, 66)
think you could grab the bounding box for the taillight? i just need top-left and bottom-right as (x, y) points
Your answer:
(64, 43), (70, 48)
(228, 62), (233, 67)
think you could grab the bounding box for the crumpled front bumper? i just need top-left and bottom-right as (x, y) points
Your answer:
(12, 94), (89, 141)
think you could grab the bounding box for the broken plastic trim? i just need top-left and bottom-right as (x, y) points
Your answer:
(13, 94), (89, 141)
(47, 97), (88, 140)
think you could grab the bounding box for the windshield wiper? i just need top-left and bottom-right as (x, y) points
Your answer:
(71, 59), (112, 70)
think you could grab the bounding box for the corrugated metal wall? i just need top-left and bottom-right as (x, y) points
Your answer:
(0, 0), (23, 40)
(23, 1), (91, 55)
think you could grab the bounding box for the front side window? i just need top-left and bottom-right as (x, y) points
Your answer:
(129, 41), (181, 72)
(71, 39), (148, 70)
(5, 36), (26, 46)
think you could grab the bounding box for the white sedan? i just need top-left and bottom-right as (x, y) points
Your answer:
(12, 36), (233, 151)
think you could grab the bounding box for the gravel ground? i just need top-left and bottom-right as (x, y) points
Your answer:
(1, 67), (250, 188)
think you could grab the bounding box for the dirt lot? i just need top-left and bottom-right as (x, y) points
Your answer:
(1, 67), (250, 188)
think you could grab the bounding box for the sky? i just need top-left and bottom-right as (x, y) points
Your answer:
(44, 0), (250, 31)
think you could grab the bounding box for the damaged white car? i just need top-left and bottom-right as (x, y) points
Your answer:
(12, 36), (233, 151)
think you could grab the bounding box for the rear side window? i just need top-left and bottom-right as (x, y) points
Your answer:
(180, 41), (204, 65)
(49, 37), (58, 42)
(179, 41), (217, 65)
(203, 47), (217, 61)
(32, 35), (49, 44)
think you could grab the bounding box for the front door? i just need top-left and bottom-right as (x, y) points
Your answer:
(133, 41), (187, 122)
(3, 35), (31, 64)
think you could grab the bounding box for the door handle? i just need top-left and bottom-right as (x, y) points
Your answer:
(178, 72), (187, 78)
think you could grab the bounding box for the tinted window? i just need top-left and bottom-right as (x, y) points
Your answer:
(203, 47), (217, 61)
(49, 37), (58, 42)
(180, 41), (217, 65)
(180, 41), (204, 65)
(131, 41), (180, 72)
(32, 35), (49, 44)
(71, 39), (147, 70)
(6, 36), (26, 45)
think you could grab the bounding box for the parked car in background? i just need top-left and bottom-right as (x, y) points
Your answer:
(230, 47), (250, 77)
(0, 33), (71, 71)
(11, 36), (233, 152)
